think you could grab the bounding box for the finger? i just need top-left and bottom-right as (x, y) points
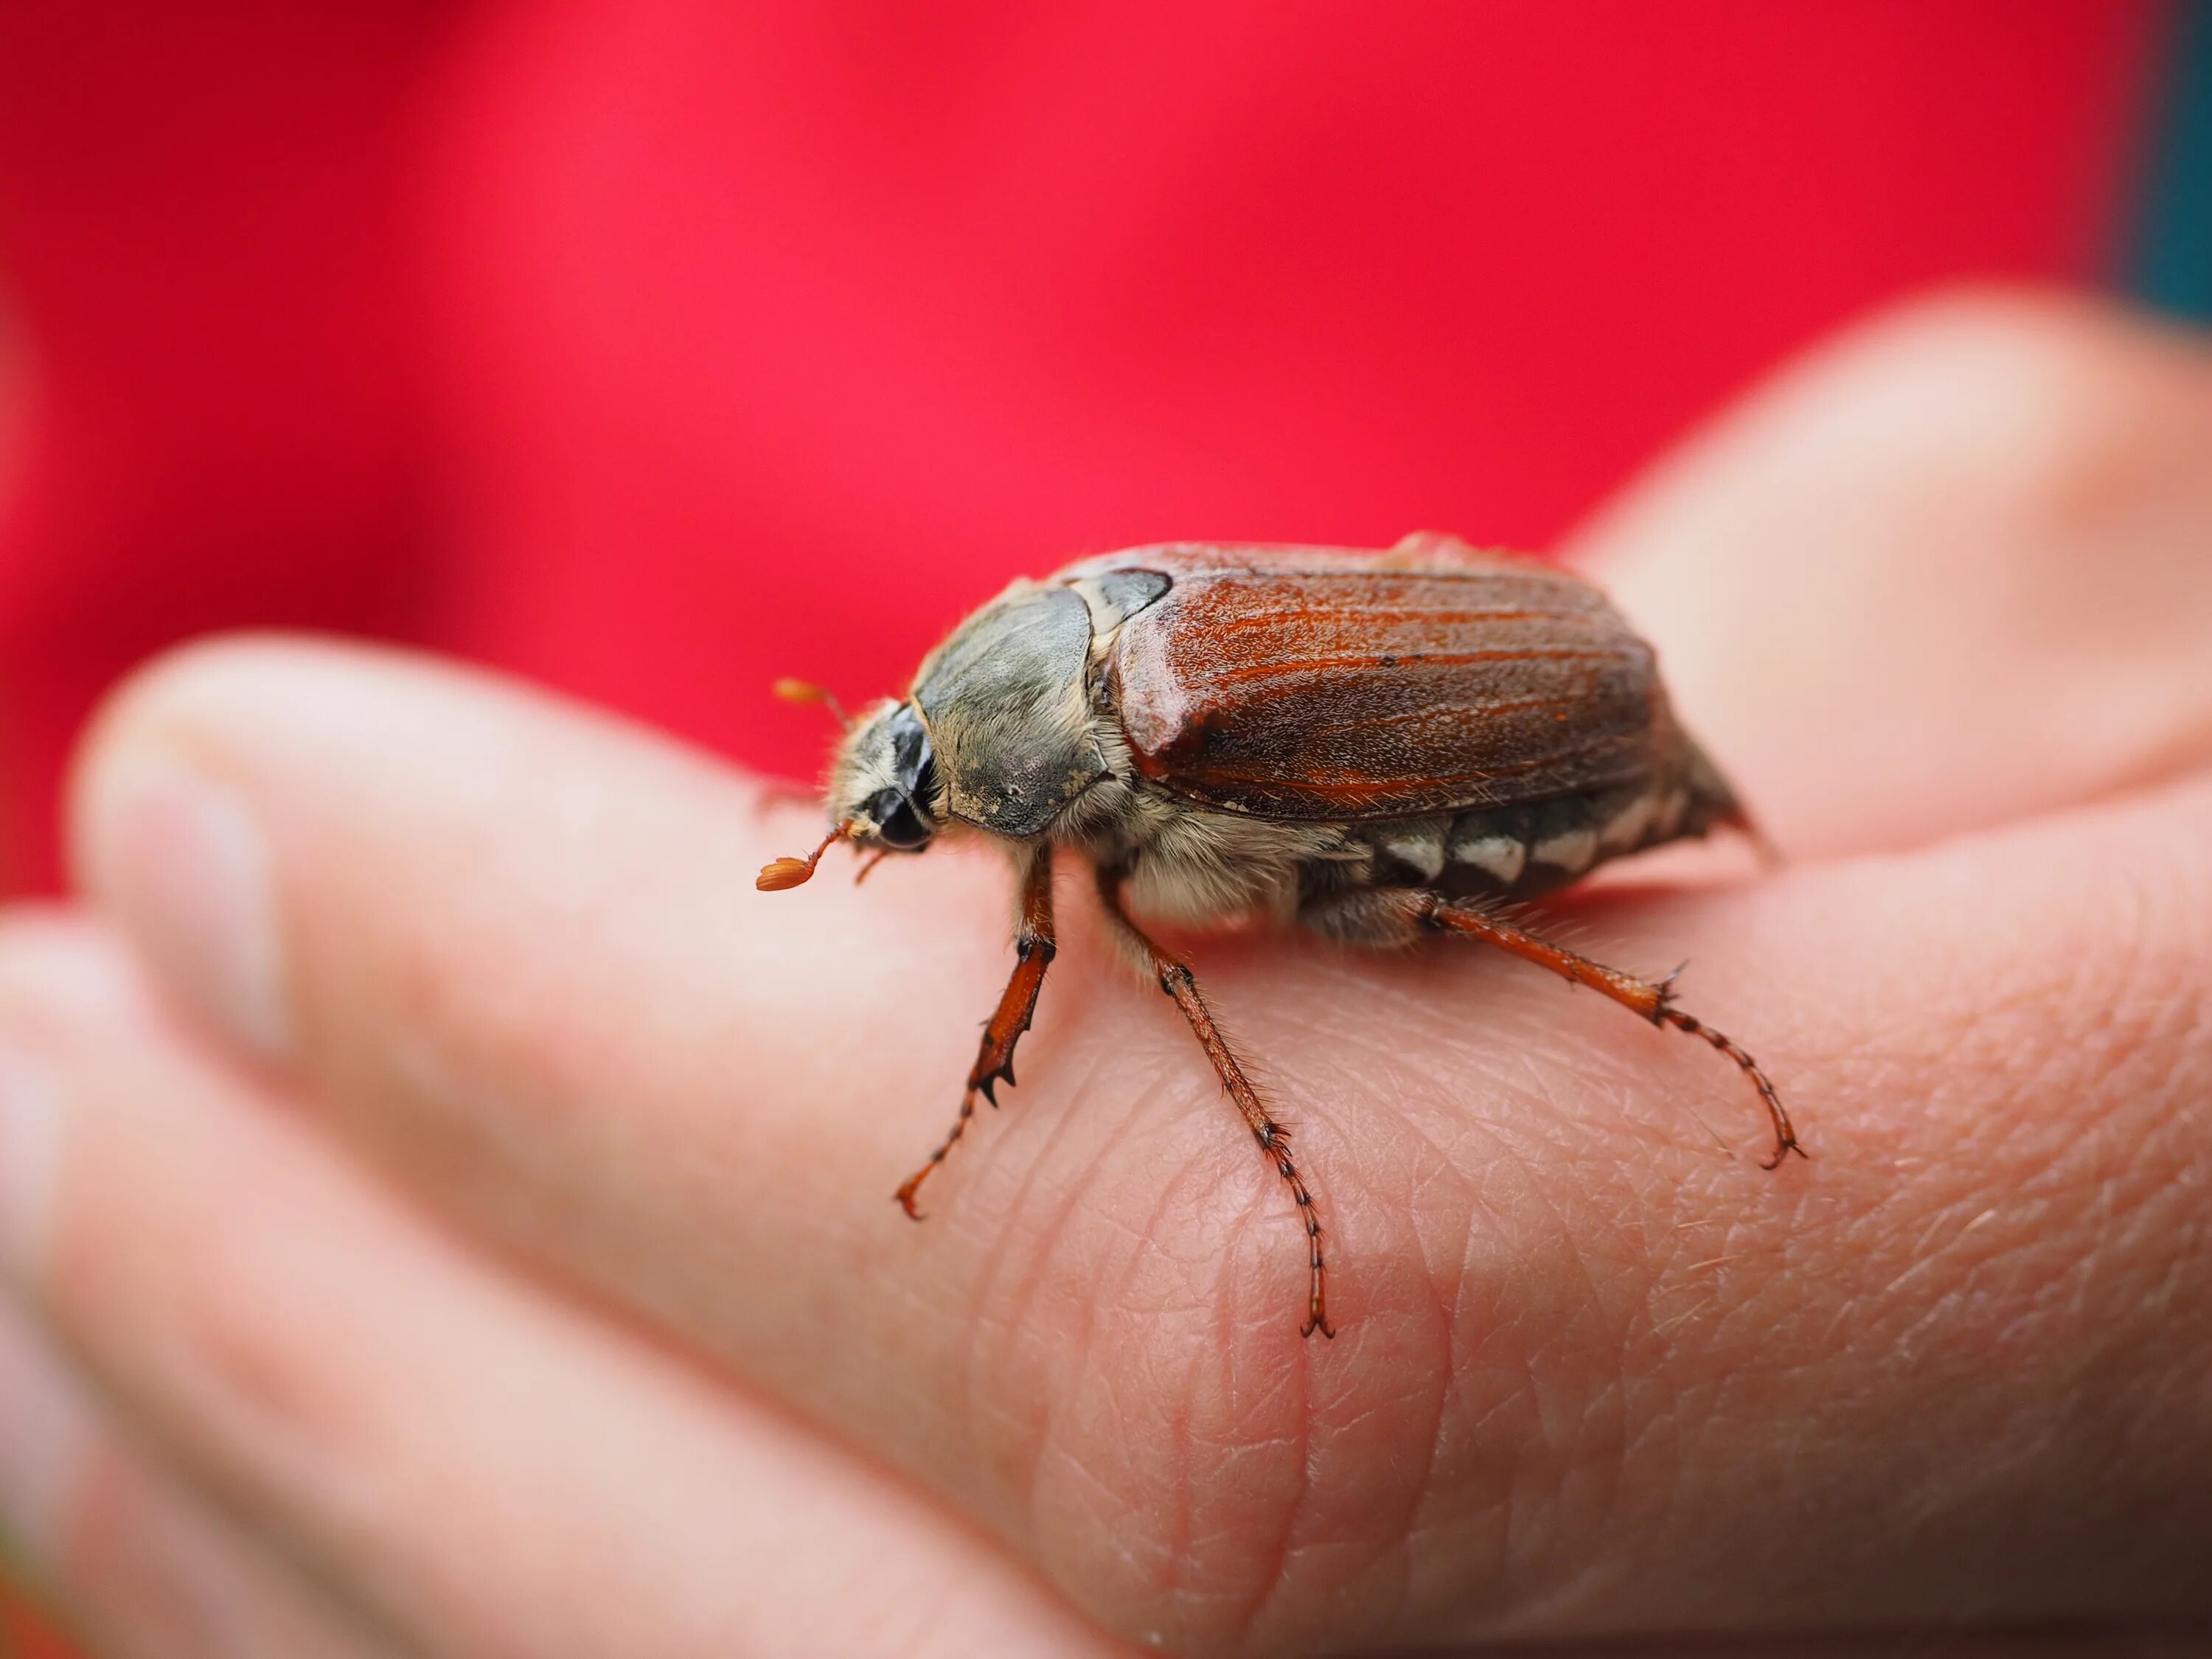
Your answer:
(0, 915), (1128, 1659)
(0, 1298), (394, 1659)
(1570, 288), (2212, 856)
(65, 641), (2212, 1652)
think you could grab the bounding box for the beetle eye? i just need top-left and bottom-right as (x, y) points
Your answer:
(873, 794), (933, 851)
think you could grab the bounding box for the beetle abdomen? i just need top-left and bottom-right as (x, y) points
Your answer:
(1104, 554), (1666, 823)
(1344, 737), (1745, 905)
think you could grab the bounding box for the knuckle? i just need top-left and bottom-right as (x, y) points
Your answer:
(1814, 285), (2212, 519)
(3, 1010), (389, 1548)
(58, 1132), (372, 1503)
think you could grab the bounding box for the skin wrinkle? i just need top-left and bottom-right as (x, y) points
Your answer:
(1262, 1037), (1455, 1629)
(1107, 1135), (1210, 1621)
(1514, 1284), (1611, 1601)
(1186, 872), (1787, 1637)
(1200, 1141), (1283, 1642)
(956, 992), (1114, 1495)
(1647, 1206), (1760, 1491)
(1441, 978), (1760, 1627)
(2140, 1176), (2206, 1329)
(1397, 917), (1759, 1166)
(1172, 1139), (1315, 1642)
(844, 1569), (976, 1659)
(1454, 1315), (1545, 1624)
(1238, 1366), (1397, 1640)
(1972, 932), (2193, 1352)
(1221, 885), (1805, 1637)
(2070, 1167), (2120, 1334)
(1453, 1189), (1571, 1583)
(1032, 956), (1436, 1649)
(1183, 1338), (1310, 1638)
(1251, 997), (1537, 1631)
(942, 889), (1168, 1557)
(1354, 1105), (1475, 1630)
(990, 1101), (1119, 1565)
(1777, 876), (2205, 1612)
(1433, 1150), (1557, 1486)
(1028, 1433), (1145, 1606)
(1558, 1251), (1677, 1585)
(959, 1192), (1062, 1538)
(1012, 1062), (1264, 1630)
(1407, 1178), (1497, 1628)
(1604, 1373), (1691, 1593)
(955, 1197), (1068, 1498)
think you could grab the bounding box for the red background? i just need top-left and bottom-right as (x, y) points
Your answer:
(0, 1), (2171, 1645)
(0, 2), (2163, 900)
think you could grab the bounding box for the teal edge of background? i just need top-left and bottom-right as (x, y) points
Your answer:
(2134, 0), (2212, 315)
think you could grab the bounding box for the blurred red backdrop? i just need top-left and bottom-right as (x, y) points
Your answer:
(0, 0), (2163, 907)
(0, 1), (2173, 1646)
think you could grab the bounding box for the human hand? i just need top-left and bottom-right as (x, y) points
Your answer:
(1, 290), (2209, 1658)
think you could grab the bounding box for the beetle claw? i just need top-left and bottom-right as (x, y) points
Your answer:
(1649, 959), (1691, 1023)
(1759, 1133), (1809, 1171)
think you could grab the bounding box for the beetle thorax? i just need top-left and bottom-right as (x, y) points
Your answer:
(904, 580), (1107, 840)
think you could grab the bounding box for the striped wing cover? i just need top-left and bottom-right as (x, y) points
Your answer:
(1103, 548), (1669, 822)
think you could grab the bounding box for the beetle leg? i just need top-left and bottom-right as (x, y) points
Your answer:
(1434, 894), (1801, 1166)
(895, 845), (1057, 1219)
(1094, 869), (1335, 1340)
(1305, 886), (1801, 1169)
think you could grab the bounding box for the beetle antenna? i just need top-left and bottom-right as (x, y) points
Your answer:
(757, 822), (853, 891)
(773, 678), (855, 733)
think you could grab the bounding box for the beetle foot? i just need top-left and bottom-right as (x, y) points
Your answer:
(1650, 959), (1691, 1024)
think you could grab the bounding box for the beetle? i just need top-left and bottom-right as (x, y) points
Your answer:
(759, 532), (1801, 1338)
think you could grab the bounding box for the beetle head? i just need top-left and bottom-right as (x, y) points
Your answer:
(831, 698), (941, 852)
(757, 699), (941, 891)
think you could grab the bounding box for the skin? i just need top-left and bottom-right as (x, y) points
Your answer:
(0, 288), (2210, 1658)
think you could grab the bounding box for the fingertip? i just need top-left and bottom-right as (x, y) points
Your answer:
(63, 633), (425, 925)
(72, 749), (293, 1062)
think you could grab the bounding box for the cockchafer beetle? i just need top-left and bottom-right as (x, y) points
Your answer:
(760, 532), (1802, 1338)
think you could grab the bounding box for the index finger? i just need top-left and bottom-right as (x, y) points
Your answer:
(66, 639), (2212, 1654)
